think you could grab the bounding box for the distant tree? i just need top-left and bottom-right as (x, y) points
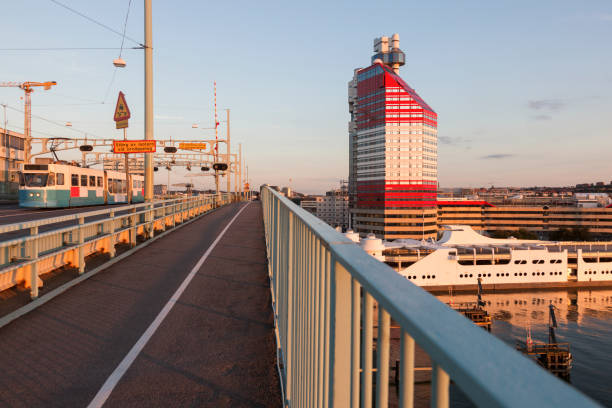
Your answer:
(489, 229), (538, 240)
(550, 227), (592, 241)
(516, 228), (539, 240)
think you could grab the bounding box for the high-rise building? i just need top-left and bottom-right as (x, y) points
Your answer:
(348, 34), (438, 240)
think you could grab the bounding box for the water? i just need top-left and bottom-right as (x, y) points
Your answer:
(435, 289), (612, 407)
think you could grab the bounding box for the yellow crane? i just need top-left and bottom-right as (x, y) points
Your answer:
(0, 81), (57, 162)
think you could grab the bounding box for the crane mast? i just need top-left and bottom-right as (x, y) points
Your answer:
(0, 81), (57, 163)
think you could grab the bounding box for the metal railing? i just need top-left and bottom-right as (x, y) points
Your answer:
(0, 194), (235, 299)
(261, 187), (599, 407)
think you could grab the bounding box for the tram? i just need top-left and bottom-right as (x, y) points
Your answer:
(18, 163), (144, 208)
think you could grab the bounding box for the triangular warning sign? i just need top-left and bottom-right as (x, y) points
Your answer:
(114, 91), (131, 122)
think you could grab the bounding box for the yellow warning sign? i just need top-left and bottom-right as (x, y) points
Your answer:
(116, 120), (128, 129)
(113, 140), (156, 154)
(114, 91), (131, 122)
(179, 142), (207, 150)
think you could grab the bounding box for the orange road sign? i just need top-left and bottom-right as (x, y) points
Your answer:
(179, 142), (207, 150)
(116, 119), (128, 129)
(114, 91), (131, 122)
(113, 140), (156, 154)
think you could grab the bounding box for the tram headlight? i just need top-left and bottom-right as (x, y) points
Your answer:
(36, 193), (40, 197)
(29, 193), (33, 197)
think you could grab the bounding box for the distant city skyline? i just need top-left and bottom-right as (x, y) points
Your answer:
(1, 1), (611, 194)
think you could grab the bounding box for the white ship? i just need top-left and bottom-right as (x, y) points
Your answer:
(345, 225), (612, 290)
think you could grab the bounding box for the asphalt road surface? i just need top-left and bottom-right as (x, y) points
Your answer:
(0, 201), (280, 407)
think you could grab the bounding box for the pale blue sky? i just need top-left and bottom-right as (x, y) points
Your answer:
(1, 1), (611, 193)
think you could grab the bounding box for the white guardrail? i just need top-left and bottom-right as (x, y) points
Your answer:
(0, 194), (235, 299)
(261, 187), (600, 408)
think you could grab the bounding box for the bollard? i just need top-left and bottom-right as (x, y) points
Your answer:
(78, 216), (85, 274)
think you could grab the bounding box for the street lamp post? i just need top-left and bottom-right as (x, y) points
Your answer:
(144, 0), (154, 202)
(226, 108), (231, 197)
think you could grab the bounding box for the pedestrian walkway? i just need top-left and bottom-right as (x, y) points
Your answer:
(0, 201), (280, 407)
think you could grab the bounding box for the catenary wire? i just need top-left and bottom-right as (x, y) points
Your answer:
(49, 0), (143, 47)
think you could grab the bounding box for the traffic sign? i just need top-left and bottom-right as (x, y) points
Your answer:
(116, 119), (128, 129)
(114, 91), (131, 122)
(113, 140), (156, 154)
(179, 142), (207, 150)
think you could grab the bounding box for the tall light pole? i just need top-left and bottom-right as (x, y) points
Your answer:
(239, 143), (243, 200)
(226, 108), (231, 196)
(144, 0), (154, 202)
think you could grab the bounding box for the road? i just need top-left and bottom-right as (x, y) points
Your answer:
(0, 201), (280, 407)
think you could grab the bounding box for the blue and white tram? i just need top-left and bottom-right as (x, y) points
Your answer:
(19, 163), (144, 208)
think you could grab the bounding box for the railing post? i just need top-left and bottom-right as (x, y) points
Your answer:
(376, 307), (390, 407)
(78, 216), (85, 274)
(29, 226), (39, 299)
(328, 259), (352, 407)
(130, 207), (137, 246)
(351, 278), (361, 408)
(431, 364), (450, 408)
(148, 203), (155, 238)
(399, 332), (415, 408)
(108, 210), (116, 258)
(285, 211), (294, 405)
(361, 292), (374, 408)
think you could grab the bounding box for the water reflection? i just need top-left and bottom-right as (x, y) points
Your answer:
(435, 289), (612, 406)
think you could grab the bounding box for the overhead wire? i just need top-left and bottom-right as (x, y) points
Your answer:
(104, 0), (134, 104)
(0, 47), (141, 51)
(48, 0), (143, 47)
(3, 104), (108, 139)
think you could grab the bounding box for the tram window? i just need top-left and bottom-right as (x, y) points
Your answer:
(18, 172), (25, 186)
(97, 177), (103, 187)
(89, 176), (96, 187)
(121, 180), (127, 193)
(81, 175), (88, 186)
(109, 179), (115, 193)
(57, 173), (64, 185)
(23, 173), (48, 187)
(47, 173), (55, 186)
(71, 174), (78, 186)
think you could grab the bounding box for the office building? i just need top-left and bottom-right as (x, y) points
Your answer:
(0, 128), (25, 202)
(348, 34), (438, 240)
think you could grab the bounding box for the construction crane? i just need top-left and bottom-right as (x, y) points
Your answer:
(0, 81), (57, 163)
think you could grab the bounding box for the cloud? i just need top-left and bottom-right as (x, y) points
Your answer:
(438, 136), (472, 149)
(532, 114), (552, 120)
(528, 99), (565, 112)
(480, 154), (515, 160)
(595, 13), (612, 21)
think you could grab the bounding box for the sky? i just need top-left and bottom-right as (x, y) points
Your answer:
(1, 0), (611, 194)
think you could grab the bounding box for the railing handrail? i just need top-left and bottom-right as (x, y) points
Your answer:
(0, 194), (215, 236)
(262, 187), (599, 407)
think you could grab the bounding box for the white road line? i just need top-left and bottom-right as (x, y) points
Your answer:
(87, 202), (251, 408)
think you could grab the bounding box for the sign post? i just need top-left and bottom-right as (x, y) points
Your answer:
(114, 92), (132, 203)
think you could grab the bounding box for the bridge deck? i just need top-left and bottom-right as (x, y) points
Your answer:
(0, 201), (280, 407)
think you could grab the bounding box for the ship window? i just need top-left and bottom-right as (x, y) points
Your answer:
(432, 275), (436, 279)
(469, 274), (473, 277)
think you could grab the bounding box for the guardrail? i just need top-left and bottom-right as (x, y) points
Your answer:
(261, 187), (599, 407)
(0, 194), (235, 299)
